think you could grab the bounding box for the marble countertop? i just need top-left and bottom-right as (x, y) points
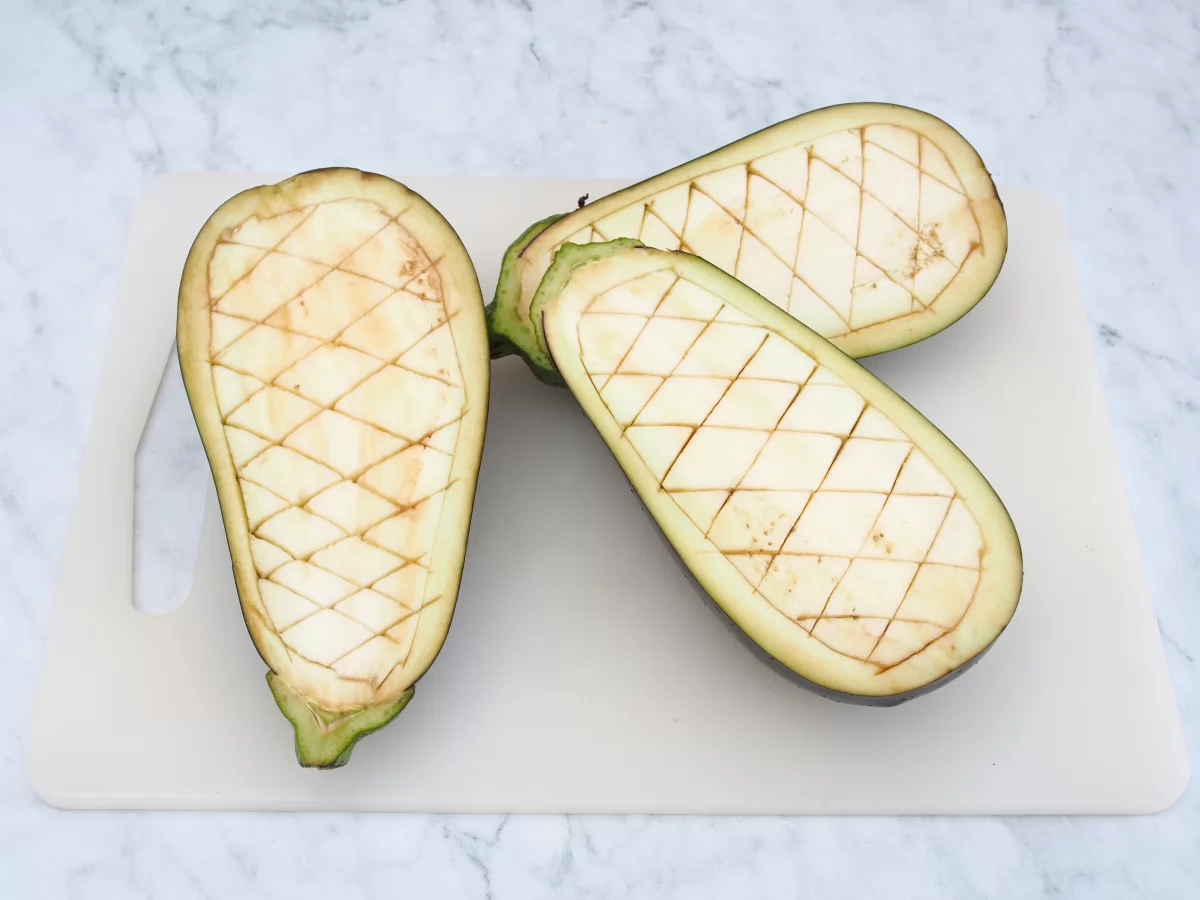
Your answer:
(3, 1), (1198, 897)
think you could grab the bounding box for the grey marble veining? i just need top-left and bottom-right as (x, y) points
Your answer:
(2, 0), (1198, 897)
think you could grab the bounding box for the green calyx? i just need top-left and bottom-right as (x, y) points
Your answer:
(267, 671), (415, 769)
(485, 212), (567, 380)
(489, 228), (647, 387)
(526, 238), (647, 384)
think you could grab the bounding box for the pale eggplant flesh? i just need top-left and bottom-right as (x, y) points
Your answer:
(177, 168), (489, 766)
(536, 240), (1021, 702)
(489, 102), (1007, 385)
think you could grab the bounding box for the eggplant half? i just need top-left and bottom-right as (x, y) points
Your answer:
(490, 102), (1007, 384)
(535, 240), (1021, 702)
(178, 169), (489, 766)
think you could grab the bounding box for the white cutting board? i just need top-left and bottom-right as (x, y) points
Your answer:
(26, 174), (1188, 813)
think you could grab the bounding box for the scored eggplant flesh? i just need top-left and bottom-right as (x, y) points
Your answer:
(490, 102), (1007, 383)
(177, 169), (488, 765)
(538, 242), (1021, 701)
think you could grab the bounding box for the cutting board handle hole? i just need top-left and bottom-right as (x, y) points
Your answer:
(132, 344), (207, 616)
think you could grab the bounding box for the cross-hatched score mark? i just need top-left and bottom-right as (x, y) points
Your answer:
(206, 199), (464, 688)
(559, 125), (982, 339)
(577, 270), (986, 672)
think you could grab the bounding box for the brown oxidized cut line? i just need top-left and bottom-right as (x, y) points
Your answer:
(554, 125), (982, 339)
(571, 265), (987, 673)
(207, 198), (465, 688)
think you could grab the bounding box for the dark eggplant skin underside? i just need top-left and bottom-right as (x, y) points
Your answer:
(640, 501), (1003, 707)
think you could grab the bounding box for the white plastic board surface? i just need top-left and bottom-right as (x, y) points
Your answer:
(26, 173), (1188, 813)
